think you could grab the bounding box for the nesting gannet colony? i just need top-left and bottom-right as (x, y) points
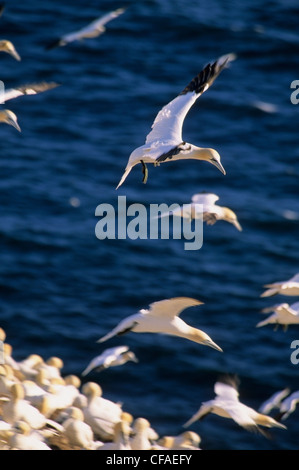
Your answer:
(0, 0), (298, 452)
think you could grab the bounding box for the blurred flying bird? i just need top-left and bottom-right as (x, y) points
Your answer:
(158, 192), (242, 231)
(258, 388), (291, 415)
(261, 273), (299, 297)
(82, 346), (138, 376)
(184, 376), (287, 436)
(256, 302), (299, 330)
(46, 7), (127, 50)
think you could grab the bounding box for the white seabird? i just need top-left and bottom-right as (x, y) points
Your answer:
(97, 297), (222, 352)
(116, 53), (235, 189)
(0, 40), (21, 61)
(158, 192), (242, 231)
(183, 377), (287, 435)
(260, 273), (299, 297)
(46, 7), (127, 49)
(256, 301), (299, 330)
(277, 391), (299, 421)
(82, 345), (138, 376)
(258, 388), (291, 415)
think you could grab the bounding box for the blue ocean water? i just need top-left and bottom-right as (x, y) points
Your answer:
(0, 0), (299, 450)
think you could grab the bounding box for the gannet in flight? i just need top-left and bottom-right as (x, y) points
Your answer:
(0, 83), (59, 131)
(256, 302), (299, 330)
(46, 7), (127, 50)
(258, 388), (291, 415)
(183, 377), (287, 435)
(158, 192), (242, 231)
(276, 391), (299, 421)
(0, 40), (21, 61)
(260, 273), (299, 297)
(0, 109), (21, 131)
(82, 346), (138, 376)
(97, 297), (222, 352)
(116, 53), (235, 189)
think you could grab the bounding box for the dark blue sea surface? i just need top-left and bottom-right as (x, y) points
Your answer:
(1, 0), (299, 450)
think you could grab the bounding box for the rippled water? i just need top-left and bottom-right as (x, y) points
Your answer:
(1, 0), (299, 450)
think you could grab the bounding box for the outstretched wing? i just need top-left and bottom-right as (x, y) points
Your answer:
(145, 53), (235, 146)
(145, 297), (203, 319)
(86, 7), (127, 35)
(97, 315), (139, 343)
(3, 82), (60, 102)
(183, 402), (214, 428)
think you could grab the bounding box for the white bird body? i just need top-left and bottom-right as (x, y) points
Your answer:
(82, 346), (138, 376)
(116, 53), (235, 189)
(62, 407), (96, 449)
(81, 383), (122, 441)
(9, 422), (51, 450)
(2, 384), (47, 429)
(256, 302), (299, 329)
(47, 8), (126, 49)
(184, 379), (287, 434)
(97, 297), (222, 352)
(261, 274), (299, 297)
(158, 192), (242, 231)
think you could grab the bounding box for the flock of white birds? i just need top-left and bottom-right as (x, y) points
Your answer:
(0, 2), (299, 450)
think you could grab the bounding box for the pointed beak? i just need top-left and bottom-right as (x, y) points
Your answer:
(11, 49), (21, 61)
(9, 118), (21, 132)
(205, 339), (223, 352)
(233, 220), (242, 231)
(211, 158), (226, 175)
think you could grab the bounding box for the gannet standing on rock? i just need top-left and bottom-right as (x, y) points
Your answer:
(81, 382), (122, 441)
(116, 53), (235, 188)
(183, 377), (287, 436)
(97, 297), (222, 352)
(2, 383), (47, 430)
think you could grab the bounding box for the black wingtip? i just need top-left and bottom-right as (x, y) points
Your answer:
(180, 53), (235, 96)
(0, 3), (5, 18)
(45, 38), (63, 51)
